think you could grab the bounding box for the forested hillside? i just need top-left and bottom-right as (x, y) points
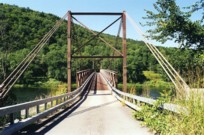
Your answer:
(0, 3), (203, 87)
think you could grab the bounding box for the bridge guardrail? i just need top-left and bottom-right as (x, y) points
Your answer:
(76, 69), (93, 87)
(100, 70), (187, 114)
(100, 69), (118, 88)
(0, 72), (95, 135)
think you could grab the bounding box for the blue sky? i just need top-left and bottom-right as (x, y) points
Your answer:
(0, 0), (200, 47)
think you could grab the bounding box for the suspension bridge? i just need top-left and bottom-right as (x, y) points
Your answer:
(0, 11), (191, 135)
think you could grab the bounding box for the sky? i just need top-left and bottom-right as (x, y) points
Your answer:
(0, 0), (200, 47)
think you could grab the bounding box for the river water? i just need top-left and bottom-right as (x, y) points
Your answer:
(11, 86), (161, 104)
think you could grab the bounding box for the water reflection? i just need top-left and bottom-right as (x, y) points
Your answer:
(136, 88), (161, 99)
(12, 87), (51, 103)
(12, 86), (161, 104)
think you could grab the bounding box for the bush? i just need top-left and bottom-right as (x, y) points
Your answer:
(134, 93), (204, 134)
(0, 92), (17, 127)
(134, 97), (171, 134)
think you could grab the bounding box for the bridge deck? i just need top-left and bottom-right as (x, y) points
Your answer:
(42, 73), (151, 135)
(18, 73), (151, 135)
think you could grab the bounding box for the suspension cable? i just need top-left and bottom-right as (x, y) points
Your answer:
(126, 13), (190, 96)
(0, 13), (67, 98)
(146, 42), (187, 94)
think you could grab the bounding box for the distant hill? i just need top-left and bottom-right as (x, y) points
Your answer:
(0, 3), (202, 86)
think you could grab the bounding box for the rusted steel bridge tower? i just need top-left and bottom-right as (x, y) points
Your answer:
(67, 11), (127, 93)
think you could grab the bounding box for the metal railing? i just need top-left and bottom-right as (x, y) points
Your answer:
(100, 69), (118, 88)
(100, 70), (186, 114)
(0, 72), (95, 135)
(76, 69), (93, 87)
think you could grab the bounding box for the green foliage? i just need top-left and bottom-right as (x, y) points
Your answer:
(142, 80), (172, 91)
(143, 0), (204, 49)
(134, 92), (204, 134)
(0, 92), (17, 127)
(11, 79), (72, 104)
(41, 78), (67, 96)
(169, 93), (204, 134)
(143, 71), (162, 80)
(0, 3), (203, 89)
(1, 4), (203, 133)
(134, 97), (171, 134)
(189, 0), (204, 21)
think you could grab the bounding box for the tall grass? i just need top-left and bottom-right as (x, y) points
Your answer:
(169, 93), (204, 134)
(133, 91), (204, 134)
(133, 68), (204, 135)
(42, 78), (67, 97)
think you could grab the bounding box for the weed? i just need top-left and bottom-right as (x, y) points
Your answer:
(134, 91), (204, 134)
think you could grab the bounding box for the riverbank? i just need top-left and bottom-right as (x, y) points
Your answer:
(11, 78), (76, 104)
(118, 80), (173, 99)
(8, 76), (174, 105)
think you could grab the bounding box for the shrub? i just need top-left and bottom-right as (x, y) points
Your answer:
(134, 92), (204, 134)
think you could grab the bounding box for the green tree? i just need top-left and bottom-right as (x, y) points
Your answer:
(143, 0), (204, 49)
(1, 3), (203, 87)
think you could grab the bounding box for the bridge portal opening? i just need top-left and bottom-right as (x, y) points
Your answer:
(67, 11), (127, 93)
